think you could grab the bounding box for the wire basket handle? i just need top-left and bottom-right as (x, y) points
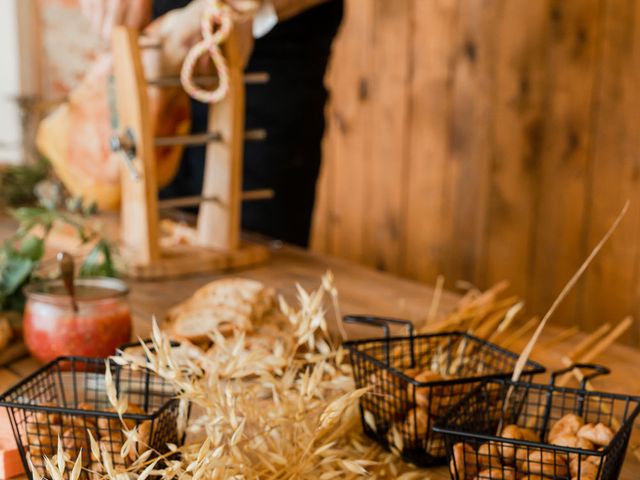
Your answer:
(343, 315), (416, 367)
(342, 315), (415, 338)
(540, 363), (611, 433)
(550, 363), (611, 390)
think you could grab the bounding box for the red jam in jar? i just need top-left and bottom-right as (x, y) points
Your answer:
(23, 278), (132, 363)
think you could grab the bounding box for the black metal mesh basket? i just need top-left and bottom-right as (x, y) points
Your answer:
(0, 356), (181, 479)
(342, 315), (545, 466)
(433, 364), (640, 480)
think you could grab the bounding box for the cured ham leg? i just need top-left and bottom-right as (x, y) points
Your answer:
(36, 3), (206, 210)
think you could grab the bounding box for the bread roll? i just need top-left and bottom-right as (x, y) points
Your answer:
(450, 442), (477, 479)
(522, 450), (568, 477)
(499, 425), (524, 464)
(577, 423), (614, 447)
(549, 414), (584, 442)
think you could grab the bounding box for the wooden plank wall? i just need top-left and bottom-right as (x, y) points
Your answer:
(312, 0), (640, 344)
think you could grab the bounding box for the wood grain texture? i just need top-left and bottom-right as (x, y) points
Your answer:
(112, 27), (160, 265)
(361, 0), (412, 272)
(403, 0), (457, 282)
(580, 0), (640, 344)
(311, 0), (374, 261)
(482, 0), (547, 298)
(197, 29), (245, 250)
(313, 0), (640, 344)
(528, 0), (601, 330)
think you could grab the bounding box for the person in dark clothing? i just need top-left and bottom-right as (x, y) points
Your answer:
(82, 0), (343, 247)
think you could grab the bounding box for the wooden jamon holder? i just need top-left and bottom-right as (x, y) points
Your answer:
(109, 26), (270, 279)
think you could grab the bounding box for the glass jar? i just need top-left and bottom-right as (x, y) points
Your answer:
(23, 277), (132, 363)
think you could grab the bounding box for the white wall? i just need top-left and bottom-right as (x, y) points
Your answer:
(0, 0), (23, 164)
(0, 0), (39, 164)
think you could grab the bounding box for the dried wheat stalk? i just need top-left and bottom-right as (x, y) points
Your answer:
(34, 273), (437, 479)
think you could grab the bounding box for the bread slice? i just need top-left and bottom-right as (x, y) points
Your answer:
(165, 278), (275, 343)
(167, 278), (274, 323)
(168, 304), (253, 343)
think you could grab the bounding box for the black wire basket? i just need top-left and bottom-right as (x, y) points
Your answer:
(433, 364), (640, 480)
(342, 315), (545, 466)
(0, 356), (181, 479)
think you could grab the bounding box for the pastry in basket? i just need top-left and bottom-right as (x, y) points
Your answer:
(474, 467), (516, 479)
(166, 278), (275, 343)
(498, 424), (539, 465)
(548, 413), (584, 442)
(450, 442), (477, 479)
(449, 415), (615, 480)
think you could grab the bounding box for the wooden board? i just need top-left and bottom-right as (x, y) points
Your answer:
(312, 0), (640, 346)
(361, 0), (411, 272)
(44, 213), (269, 280)
(120, 241), (269, 280)
(311, 0), (373, 262)
(528, 0), (601, 329)
(580, 0), (640, 344)
(482, 0), (547, 298)
(403, 0), (457, 282)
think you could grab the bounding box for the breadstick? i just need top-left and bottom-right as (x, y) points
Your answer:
(557, 317), (632, 387)
(537, 326), (580, 351)
(566, 323), (611, 362)
(497, 317), (539, 349)
(424, 275), (444, 326)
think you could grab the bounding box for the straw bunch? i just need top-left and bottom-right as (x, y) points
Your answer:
(33, 274), (433, 479)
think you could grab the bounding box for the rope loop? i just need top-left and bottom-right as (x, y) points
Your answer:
(180, 1), (257, 104)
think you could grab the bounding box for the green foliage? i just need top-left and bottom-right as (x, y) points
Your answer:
(0, 198), (116, 314)
(0, 239), (34, 312)
(0, 159), (50, 207)
(79, 240), (117, 278)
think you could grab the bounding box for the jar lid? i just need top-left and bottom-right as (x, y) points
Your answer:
(23, 277), (129, 304)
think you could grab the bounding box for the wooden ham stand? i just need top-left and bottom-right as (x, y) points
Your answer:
(109, 26), (269, 279)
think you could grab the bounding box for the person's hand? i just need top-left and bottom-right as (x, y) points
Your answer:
(79, 0), (152, 42)
(145, 0), (254, 75)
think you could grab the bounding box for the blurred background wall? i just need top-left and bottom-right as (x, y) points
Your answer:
(312, 0), (640, 344)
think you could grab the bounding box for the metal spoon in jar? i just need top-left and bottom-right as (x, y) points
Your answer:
(57, 251), (78, 312)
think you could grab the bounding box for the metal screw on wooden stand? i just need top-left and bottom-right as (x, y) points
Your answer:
(110, 128), (141, 180)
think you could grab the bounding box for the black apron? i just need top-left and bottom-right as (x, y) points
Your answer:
(156, 0), (344, 247)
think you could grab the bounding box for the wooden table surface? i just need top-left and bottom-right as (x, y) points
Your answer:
(2, 219), (640, 478)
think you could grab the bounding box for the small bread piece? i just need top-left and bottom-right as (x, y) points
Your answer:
(402, 407), (430, 438)
(499, 425), (524, 464)
(169, 304), (253, 342)
(551, 433), (595, 463)
(62, 426), (92, 465)
(570, 456), (600, 478)
(522, 450), (568, 477)
(551, 433), (594, 449)
(27, 423), (61, 456)
(519, 428), (540, 443)
(577, 423), (614, 447)
(450, 442), (477, 479)
(34, 402), (62, 426)
(411, 370), (445, 408)
(549, 414), (584, 442)
(99, 437), (128, 467)
(473, 467), (516, 479)
(476, 442), (502, 470)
